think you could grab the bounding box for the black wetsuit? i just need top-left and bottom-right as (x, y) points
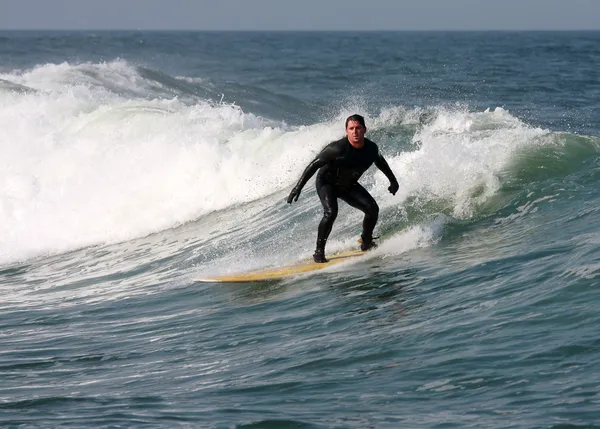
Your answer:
(288, 137), (398, 254)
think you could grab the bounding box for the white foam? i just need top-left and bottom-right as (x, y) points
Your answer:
(0, 61), (344, 263)
(0, 61), (550, 264)
(368, 106), (548, 218)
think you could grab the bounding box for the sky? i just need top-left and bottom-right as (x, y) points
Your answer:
(1, 0), (600, 31)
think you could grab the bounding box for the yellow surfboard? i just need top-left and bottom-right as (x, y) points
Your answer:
(196, 249), (367, 283)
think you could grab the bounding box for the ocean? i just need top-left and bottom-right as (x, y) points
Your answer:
(1, 30), (600, 428)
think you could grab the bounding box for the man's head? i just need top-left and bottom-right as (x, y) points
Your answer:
(345, 114), (366, 147)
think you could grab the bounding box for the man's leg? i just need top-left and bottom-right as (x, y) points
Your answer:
(314, 182), (338, 262)
(340, 184), (379, 250)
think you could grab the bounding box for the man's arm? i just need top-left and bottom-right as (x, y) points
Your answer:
(287, 143), (341, 204)
(375, 153), (399, 195)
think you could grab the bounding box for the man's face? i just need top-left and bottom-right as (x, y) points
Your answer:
(346, 120), (366, 145)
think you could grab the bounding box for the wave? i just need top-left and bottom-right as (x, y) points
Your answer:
(0, 59), (316, 122)
(0, 78), (37, 94)
(0, 60), (589, 265)
(363, 108), (600, 255)
(503, 133), (600, 185)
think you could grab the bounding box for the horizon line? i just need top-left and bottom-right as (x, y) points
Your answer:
(1, 28), (600, 32)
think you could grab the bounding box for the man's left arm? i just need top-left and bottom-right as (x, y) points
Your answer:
(375, 153), (399, 195)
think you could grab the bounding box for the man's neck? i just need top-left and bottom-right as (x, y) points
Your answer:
(348, 137), (365, 149)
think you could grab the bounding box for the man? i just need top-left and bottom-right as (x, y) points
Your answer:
(287, 114), (399, 263)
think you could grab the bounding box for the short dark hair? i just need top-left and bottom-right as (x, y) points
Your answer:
(345, 114), (366, 128)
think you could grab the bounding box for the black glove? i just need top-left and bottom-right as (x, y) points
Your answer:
(287, 186), (301, 204)
(388, 180), (399, 196)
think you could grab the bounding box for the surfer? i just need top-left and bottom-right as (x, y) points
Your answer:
(287, 114), (399, 263)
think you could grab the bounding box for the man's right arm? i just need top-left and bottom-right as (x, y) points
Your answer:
(287, 142), (341, 204)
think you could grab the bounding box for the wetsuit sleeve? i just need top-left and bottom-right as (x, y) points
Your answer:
(375, 152), (397, 183)
(294, 144), (341, 190)
(287, 143), (341, 203)
(375, 152), (399, 195)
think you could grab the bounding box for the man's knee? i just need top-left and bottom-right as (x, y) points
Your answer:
(366, 202), (379, 219)
(323, 206), (338, 221)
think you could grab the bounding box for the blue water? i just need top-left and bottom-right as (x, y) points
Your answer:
(1, 31), (600, 428)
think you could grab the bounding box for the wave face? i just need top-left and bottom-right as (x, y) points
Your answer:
(0, 59), (571, 263)
(0, 60), (330, 262)
(2, 31), (600, 429)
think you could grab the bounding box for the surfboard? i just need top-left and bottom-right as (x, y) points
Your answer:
(195, 249), (367, 283)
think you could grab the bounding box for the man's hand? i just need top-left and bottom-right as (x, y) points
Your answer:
(287, 186), (301, 204)
(388, 180), (399, 196)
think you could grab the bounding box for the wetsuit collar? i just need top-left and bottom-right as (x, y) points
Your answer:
(347, 136), (365, 149)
